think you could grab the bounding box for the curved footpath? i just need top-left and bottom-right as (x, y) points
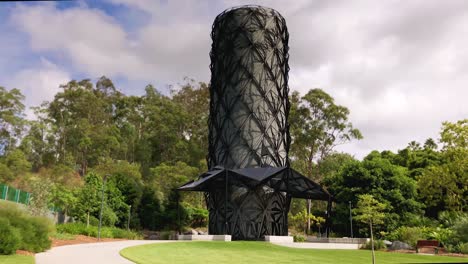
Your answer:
(35, 240), (175, 264)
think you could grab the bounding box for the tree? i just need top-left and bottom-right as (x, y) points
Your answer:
(0, 163), (13, 183)
(290, 209), (317, 235)
(319, 152), (355, 180)
(418, 119), (467, 215)
(72, 172), (128, 227)
(354, 194), (386, 264)
(324, 151), (423, 234)
(138, 185), (164, 230)
(290, 89), (362, 181)
(93, 160), (143, 228)
(73, 173), (102, 227)
(149, 161), (199, 204)
(0, 87), (25, 155)
(289, 89), (362, 232)
(50, 183), (78, 217)
(4, 149), (31, 176)
(47, 78), (122, 175)
(171, 79), (210, 168)
(28, 177), (53, 217)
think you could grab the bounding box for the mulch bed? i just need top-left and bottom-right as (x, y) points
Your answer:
(51, 235), (127, 247)
(16, 250), (35, 256)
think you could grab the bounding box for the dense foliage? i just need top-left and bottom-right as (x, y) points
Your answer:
(56, 222), (142, 239)
(0, 78), (466, 253)
(0, 202), (52, 254)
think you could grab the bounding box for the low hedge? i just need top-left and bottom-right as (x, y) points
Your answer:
(0, 203), (53, 254)
(0, 218), (21, 255)
(56, 222), (142, 239)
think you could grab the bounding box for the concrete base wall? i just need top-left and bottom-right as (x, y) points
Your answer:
(306, 237), (368, 244)
(177, 234), (232, 241)
(272, 242), (363, 250)
(264, 236), (294, 243)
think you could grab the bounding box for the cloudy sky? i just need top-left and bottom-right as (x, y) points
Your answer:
(0, 0), (466, 159)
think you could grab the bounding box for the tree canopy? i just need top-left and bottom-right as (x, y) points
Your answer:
(0, 77), (465, 240)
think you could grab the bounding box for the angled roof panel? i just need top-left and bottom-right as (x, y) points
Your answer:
(177, 166), (331, 201)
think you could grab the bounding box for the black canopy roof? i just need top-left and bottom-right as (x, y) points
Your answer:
(178, 166), (331, 201)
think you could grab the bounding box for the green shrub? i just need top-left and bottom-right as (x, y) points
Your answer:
(0, 217), (21, 255)
(453, 217), (468, 243)
(427, 227), (454, 248)
(88, 216), (99, 227)
(22, 217), (52, 252)
(0, 202), (52, 253)
(458, 242), (468, 254)
(388, 226), (424, 248)
(56, 223), (141, 239)
(160, 230), (176, 240)
(56, 222), (88, 235)
(51, 232), (76, 240)
(185, 206), (208, 228)
(97, 227), (113, 238)
(110, 227), (142, 239)
(362, 240), (386, 250)
(293, 234), (306, 242)
(101, 206), (118, 227)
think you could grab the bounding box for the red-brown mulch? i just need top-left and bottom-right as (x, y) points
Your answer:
(15, 250), (35, 256)
(51, 235), (127, 247)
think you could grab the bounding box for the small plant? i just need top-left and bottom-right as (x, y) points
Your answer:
(354, 194), (386, 264)
(289, 209), (317, 235)
(362, 240), (386, 250)
(293, 234), (306, 242)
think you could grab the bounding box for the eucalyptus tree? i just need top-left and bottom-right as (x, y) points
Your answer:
(0, 87), (25, 155)
(289, 88), (362, 232)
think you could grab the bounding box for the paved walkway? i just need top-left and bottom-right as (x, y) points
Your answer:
(35, 240), (173, 264)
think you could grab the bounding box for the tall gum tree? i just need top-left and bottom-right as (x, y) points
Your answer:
(289, 88), (362, 233)
(0, 87), (25, 155)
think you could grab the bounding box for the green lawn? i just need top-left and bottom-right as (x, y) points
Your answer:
(120, 242), (468, 264)
(0, 255), (34, 264)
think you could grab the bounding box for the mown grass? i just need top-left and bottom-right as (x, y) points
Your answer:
(0, 255), (34, 264)
(120, 241), (468, 264)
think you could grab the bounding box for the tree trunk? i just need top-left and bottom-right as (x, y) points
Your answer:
(370, 220), (375, 264)
(307, 199), (311, 234)
(87, 211), (90, 228)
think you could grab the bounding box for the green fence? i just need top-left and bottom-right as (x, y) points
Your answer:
(0, 184), (31, 205)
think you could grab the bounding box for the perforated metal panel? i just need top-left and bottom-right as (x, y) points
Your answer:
(208, 5), (290, 169)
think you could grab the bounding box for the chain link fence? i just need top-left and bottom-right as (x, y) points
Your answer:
(0, 183), (31, 205)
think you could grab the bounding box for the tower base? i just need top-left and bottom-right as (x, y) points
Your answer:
(205, 184), (291, 240)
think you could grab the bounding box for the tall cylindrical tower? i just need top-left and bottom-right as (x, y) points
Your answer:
(179, 5), (331, 240)
(206, 5), (291, 240)
(208, 5), (290, 169)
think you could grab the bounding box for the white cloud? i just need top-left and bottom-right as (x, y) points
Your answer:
(6, 58), (70, 119)
(11, 2), (213, 84)
(7, 0), (468, 158)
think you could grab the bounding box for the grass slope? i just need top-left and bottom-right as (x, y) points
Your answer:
(120, 241), (467, 264)
(0, 255), (34, 264)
